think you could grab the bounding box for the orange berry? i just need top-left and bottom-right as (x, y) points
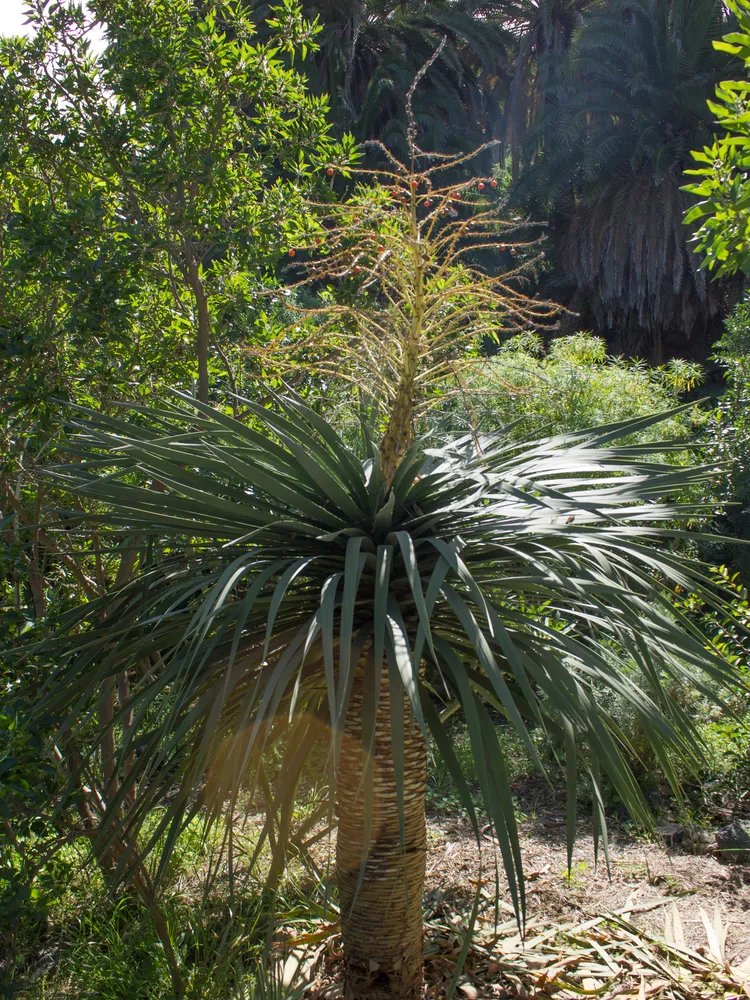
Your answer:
(478, 181), (485, 191)
(490, 178), (498, 188)
(327, 167), (334, 177)
(315, 236), (323, 245)
(377, 245), (385, 252)
(288, 249), (296, 257)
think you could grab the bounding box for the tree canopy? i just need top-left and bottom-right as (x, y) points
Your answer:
(685, 0), (750, 276)
(0, 0), (355, 415)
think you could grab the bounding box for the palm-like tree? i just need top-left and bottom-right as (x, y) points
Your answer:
(32, 394), (744, 998)
(516, 0), (733, 356)
(504, 0), (596, 176)
(24, 134), (746, 999)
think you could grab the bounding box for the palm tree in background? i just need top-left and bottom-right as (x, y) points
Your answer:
(515, 0), (733, 356)
(250, 0), (733, 355)
(504, 0), (596, 176)
(260, 0), (515, 157)
(291, 0), (599, 170)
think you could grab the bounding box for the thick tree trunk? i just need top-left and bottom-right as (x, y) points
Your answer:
(336, 669), (427, 1000)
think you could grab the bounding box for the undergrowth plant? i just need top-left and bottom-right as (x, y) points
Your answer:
(711, 298), (750, 566)
(436, 332), (705, 443)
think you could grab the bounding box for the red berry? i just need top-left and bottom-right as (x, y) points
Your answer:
(478, 181), (485, 191)
(411, 179), (418, 189)
(424, 199), (432, 207)
(353, 265), (361, 273)
(327, 167), (334, 177)
(377, 245), (385, 252)
(288, 249), (296, 257)
(490, 178), (498, 188)
(315, 236), (323, 245)
(451, 192), (460, 201)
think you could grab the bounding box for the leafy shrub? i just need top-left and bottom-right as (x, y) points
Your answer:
(597, 567), (750, 817)
(711, 297), (750, 555)
(427, 334), (750, 824)
(679, 566), (750, 810)
(437, 332), (705, 447)
(701, 717), (750, 808)
(0, 706), (75, 921)
(0, 704), (80, 989)
(684, 0), (750, 277)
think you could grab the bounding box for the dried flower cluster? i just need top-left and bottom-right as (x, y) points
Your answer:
(251, 40), (562, 480)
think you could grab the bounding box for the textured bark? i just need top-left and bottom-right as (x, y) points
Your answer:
(336, 669), (427, 1000)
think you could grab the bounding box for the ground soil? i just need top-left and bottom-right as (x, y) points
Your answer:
(425, 802), (750, 965)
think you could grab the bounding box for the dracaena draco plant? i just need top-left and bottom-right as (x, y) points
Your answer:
(19, 49), (749, 1000)
(24, 393), (748, 999)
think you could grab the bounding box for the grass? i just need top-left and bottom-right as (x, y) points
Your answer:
(10, 876), (324, 1000)
(3, 804), (334, 1000)
(559, 860), (588, 890)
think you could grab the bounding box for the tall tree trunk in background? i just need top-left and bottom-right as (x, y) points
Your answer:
(342, 2), (363, 123)
(186, 259), (211, 404)
(337, 664), (427, 1000)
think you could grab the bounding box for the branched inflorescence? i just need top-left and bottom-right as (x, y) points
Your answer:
(251, 41), (562, 480)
